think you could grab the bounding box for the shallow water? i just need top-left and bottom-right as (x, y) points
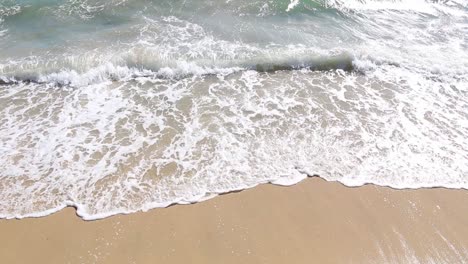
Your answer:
(0, 0), (467, 220)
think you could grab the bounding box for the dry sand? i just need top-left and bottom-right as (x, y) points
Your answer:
(1, 177), (467, 264)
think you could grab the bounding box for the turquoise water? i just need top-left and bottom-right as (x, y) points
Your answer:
(0, 0), (467, 219)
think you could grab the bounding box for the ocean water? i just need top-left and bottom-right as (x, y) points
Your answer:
(0, 0), (467, 220)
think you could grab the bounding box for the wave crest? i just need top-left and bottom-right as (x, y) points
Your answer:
(0, 51), (355, 86)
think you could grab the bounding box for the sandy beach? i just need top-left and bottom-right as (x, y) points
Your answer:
(1, 177), (467, 264)
(1, 1), (467, 264)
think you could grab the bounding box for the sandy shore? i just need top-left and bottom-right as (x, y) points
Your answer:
(1, 177), (467, 264)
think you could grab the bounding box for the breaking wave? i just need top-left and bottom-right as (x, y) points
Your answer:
(0, 51), (355, 86)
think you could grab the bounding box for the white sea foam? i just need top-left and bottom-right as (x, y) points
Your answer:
(1, 63), (467, 220)
(287, 0), (300, 12)
(328, 0), (439, 14)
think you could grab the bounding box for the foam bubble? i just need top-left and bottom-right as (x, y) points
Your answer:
(287, 0), (300, 12)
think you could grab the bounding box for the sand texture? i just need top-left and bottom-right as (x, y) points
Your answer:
(1, 177), (467, 264)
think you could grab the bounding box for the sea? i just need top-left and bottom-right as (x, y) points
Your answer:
(0, 0), (467, 220)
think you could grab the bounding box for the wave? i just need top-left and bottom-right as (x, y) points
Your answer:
(0, 52), (355, 86)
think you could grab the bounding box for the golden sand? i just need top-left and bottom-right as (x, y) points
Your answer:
(1, 177), (467, 264)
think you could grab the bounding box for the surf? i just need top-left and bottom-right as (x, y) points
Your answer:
(0, 51), (356, 86)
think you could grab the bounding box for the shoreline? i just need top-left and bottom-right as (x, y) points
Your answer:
(3, 175), (467, 221)
(1, 177), (468, 263)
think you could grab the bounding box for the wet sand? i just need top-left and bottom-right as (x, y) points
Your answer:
(1, 177), (467, 264)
